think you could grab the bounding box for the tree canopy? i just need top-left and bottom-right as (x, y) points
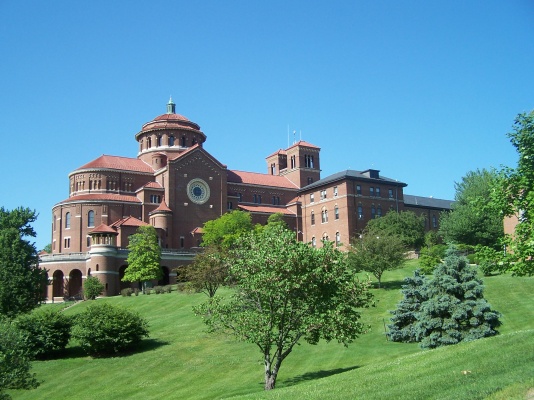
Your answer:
(201, 210), (253, 249)
(489, 110), (534, 275)
(180, 245), (228, 298)
(194, 225), (373, 390)
(123, 225), (162, 293)
(439, 169), (503, 249)
(0, 207), (47, 318)
(365, 210), (426, 249)
(348, 231), (407, 288)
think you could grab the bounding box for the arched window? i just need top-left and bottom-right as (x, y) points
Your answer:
(181, 136), (186, 147)
(334, 205), (339, 220)
(371, 205), (376, 219)
(377, 205), (382, 218)
(335, 232), (341, 247)
(311, 211), (315, 225)
(65, 212), (71, 229)
(87, 210), (95, 227)
(147, 137), (152, 148)
(157, 136), (162, 147)
(321, 208), (328, 223)
(358, 203), (363, 219)
(169, 136), (174, 146)
(53, 214), (56, 231)
(311, 237), (316, 248)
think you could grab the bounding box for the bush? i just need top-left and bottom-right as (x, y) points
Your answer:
(164, 285), (172, 293)
(153, 286), (164, 294)
(83, 276), (105, 300)
(419, 244), (447, 274)
(0, 319), (39, 398)
(134, 288), (140, 296)
(176, 282), (187, 292)
(71, 303), (149, 356)
(14, 309), (73, 359)
(121, 288), (133, 297)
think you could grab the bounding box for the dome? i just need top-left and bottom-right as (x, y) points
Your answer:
(136, 98), (203, 137)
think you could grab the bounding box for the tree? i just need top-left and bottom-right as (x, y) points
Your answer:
(123, 225), (162, 293)
(194, 225), (373, 390)
(414, 246), (501, 349)
(180, 245), (228, 298)
(0, 207), (47, 318)
(387, 270), (427, 343)
(348, 231), (407, 288)
(365, 210), (426, 249)
(83, 276), (105, 300)
(439, 169), (503, 249)
(0, 319), (39, 399)
(489, 110), (534, 275)
(201, 210), (253, 249)
(42, 244), (52, 254)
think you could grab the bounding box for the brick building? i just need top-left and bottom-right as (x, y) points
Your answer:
(40, 99), (452, 298)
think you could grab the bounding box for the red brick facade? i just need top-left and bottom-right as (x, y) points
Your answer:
(40, 99), (452, 298)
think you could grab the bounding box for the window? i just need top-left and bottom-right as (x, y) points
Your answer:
(237, 193), (242, 202)
(333, 186), (338, 197)
(311, 237), (316, 248)
(321, 208), (328, 223)
(181, 136), (186, 147)
(311, 211), (315, 225)
(87, 236), (91, 247)
(157, 136), (162, 146)
(290, 155), (296, 169)
(376, 187), (381, 197)
(305, 154), (314, 168)
(65, 212), (71, 229)
(388, 189), (394, 199)
(169, 136), (175, 146)
(64, 237), (71, 249)
(53, 214), (56, 231)
(335, 232), (341, 247)
(310, 193), (315, 203)
(270, 163), (276, 175)
(377, 205), (382, 218)
(335, 206), (339, 220)
(147, 137), (152, 148)
(180, 236), (185, 248)
(356, 185), (362, 195)
(227, 201), (233, 210)
(358, 204), (363, 219)
(432, 215), (437, 228)
(272, 196), (280, 205)
(253, 194), (262, 204)
(371, 205), (376, 219)
(307, 177), (313, 185)
(192, 138), (197, 145)
(370, 187), (374, 197)
(150, 195), (161, 203)
(322, 233), (329, 242)
(320, 190), (327, 200)
(87, 210), (95, 227)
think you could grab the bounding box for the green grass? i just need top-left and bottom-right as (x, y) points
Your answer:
(9, 261), (534, 400)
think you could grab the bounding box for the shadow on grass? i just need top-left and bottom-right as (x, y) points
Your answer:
(56, 338), (170, 360)
(282, 365), (360, 387)
(375, 279), (404, 291)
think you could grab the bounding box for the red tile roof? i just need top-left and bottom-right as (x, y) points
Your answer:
(58, 193), (142, 205)
(287, 140), (320, 150)
(151, 198), (172, 213)
(111, 216), (148, 228)
(75, 155), (154, 173)
(228, 170), (298, 189)
(238, 204), (295, 215)
(141, 182), (163, 189)
(140, 113), (202, 133)
(191, 227), (204, 234)
(89, 224), (118, 234)
(265, 149), (287, 159)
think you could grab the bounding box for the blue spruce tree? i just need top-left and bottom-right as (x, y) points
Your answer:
(387, 270), (427, 343)
(415, 246), (501, 349)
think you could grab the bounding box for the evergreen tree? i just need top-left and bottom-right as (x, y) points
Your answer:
(415, 246), (501, 349)
(387, 270), (427, 343)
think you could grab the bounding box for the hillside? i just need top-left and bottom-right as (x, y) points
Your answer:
(10, 263), (534, 399)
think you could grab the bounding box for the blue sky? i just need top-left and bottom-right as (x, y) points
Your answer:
(1, 1), (533, 250)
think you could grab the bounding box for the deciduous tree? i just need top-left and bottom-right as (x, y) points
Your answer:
(194, 226), (373, 390)
(439, 169), (503, 249)
(201, 210), (253, 249)
(365, 210), (426, 249)
(180, 245), (228, 298)
(348, 231), (407, 288)
(123, 226), (162, 293)
(0, 207), (47, 317)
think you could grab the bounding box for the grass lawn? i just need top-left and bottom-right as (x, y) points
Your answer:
(9, 260), (534, 400)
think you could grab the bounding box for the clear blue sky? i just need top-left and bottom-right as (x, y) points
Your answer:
(1, 1), (533, 251)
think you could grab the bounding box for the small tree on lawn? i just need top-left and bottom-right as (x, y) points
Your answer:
(415, 246), (501, 349)
(180, 245), (228, 298)
(387, 270), (427, 343)
(194, 225), (373, 390)
(123, 226), (162, 293)
(348, 230), (407, 288)
(83, 276), (105, 300)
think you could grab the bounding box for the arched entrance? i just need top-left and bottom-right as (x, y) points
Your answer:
(158, 266), (170, 286)
(68, 269), (83, 299)
(52, 270), (64, 298)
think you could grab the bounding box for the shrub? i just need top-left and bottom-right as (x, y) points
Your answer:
(0, 319), (39, 398)
(134, 288), (140, 296)
(14, 309), (73, 359)
(164, 285), (172, 293)
(71, 303), (149, 356)
(121, 288), (133, 297)
(153, 286), (164, 294)
(83, 276), (105, 300)
(176, 282), (187, 292)
(419, 244), (447, 274)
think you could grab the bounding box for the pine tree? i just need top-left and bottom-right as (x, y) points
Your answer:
(387, 270), (427, 343)
(415, 246), (501, 349)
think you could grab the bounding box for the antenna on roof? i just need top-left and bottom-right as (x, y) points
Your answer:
(300, 130), (302, 141)
(287, 124), (290, 148)
(293, 130), (296, 145)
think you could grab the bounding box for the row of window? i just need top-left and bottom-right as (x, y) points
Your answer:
(141, 135), (198, 150)
(310, 205), (340, 225)
(355, 184), (396, 199)
(311, 231), (341, 248)
(234, 193), (282, 206)
(310, 186), (339, 203)
(60, 211), (95, 230)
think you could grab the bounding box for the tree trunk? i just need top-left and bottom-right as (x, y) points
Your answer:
(264, 354), (281, 390)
